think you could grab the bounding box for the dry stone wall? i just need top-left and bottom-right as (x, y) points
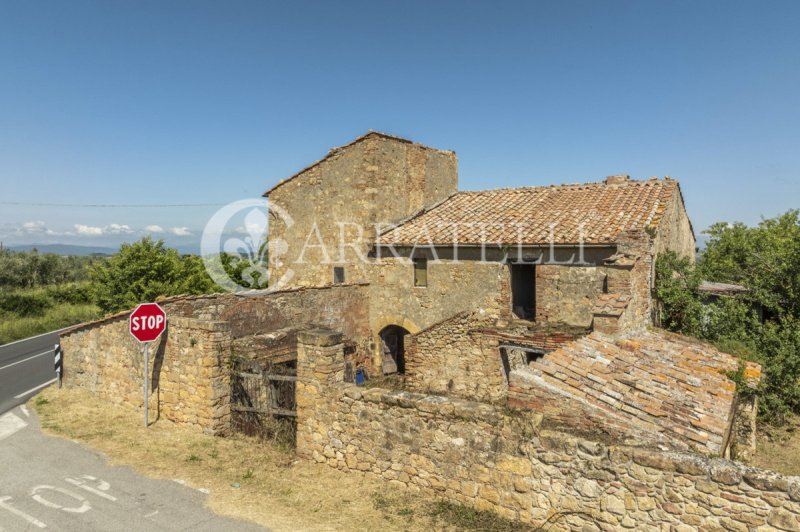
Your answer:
(296, 330), (800, 530)
(404, 312), (506, 402)
(60, 284), (371, 432)
(61, 315), (231, 434)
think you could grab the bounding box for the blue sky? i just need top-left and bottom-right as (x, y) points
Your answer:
(1, 0), (798, 250)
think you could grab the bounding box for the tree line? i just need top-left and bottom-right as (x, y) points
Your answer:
(0, 238), (262, 320)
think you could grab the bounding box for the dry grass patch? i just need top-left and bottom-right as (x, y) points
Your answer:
(751, 415), (800, 476)
(32, 388), (527, 532)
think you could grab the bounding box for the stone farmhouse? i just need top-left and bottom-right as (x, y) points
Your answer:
(58, 132), (800, 531)
(265, 131), (749, 453)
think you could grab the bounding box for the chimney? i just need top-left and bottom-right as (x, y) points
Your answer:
(605, 175), (630, 185)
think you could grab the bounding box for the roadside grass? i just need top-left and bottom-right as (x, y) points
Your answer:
(751, 414), (800, 476)
(0, 303), (100, 345)
(32, 387), (527, 532)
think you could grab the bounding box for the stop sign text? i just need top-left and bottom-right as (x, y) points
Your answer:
(129, 303), (167, 343)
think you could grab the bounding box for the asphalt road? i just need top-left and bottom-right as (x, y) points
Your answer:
(0, 329), (65, 416)
(0, 404), (266, 531)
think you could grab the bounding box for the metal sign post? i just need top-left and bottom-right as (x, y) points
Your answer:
(128, 303), (167, 429)
(143, 342), (149, 428)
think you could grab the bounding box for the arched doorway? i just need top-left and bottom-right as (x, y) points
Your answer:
(379, 325), (410, 375)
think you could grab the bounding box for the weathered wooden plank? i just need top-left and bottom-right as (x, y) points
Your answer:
(231, 405), (297, 417)
(266, 374), (297, 382)
(270, 408), (297, 417)
(232, 405), (269, 413)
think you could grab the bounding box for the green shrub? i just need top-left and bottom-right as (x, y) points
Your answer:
(0, 291), (50, 316)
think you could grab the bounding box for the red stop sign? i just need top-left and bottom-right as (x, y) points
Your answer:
(129, 303), (167, 343)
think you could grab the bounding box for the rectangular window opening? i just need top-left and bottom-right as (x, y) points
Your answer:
(413, 258), (428, 287)
(333, 266), (345, 284)
(510, 263), (536, 320)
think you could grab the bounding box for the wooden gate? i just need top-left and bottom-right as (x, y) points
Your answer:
(231, 358), (296, 442)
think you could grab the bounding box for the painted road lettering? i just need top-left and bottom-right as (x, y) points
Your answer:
(0, 476), (117, 528)
(0, 496), (46, 529)
(31, 485), (91, 513)
(64, 475), (117, 501)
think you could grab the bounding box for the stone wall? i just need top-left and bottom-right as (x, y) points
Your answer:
(366, 257), (505, 367)
(60, 284), (373, 431)
(535, 265), (607, 328)
(61, 315), (232, 434)
(220, 283), (371, 365)
(653, 183), (696, 262)
(295, 331), (800, 530)
(612, 230), (656, 332)
(267, 133), (458, 288)
(403, 312), (585, 404)
(404, 312), (506, 402)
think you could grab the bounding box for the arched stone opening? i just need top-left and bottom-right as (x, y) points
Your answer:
(379, 325), (410, 375)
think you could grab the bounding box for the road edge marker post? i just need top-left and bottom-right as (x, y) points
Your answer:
(128, 303), (167, 429)
(54, 344), (62, 388)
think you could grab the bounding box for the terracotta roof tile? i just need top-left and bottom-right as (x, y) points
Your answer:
(521, 329), (760, 453)
(378, 178), (679, 246)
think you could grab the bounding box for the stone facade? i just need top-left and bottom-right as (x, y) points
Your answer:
(535, 265), (607, 327)
(266, 132), (457, 288)
(652, 183), (696, 262)
(296, 333), (799, 530)
(263, 133), (697, 373)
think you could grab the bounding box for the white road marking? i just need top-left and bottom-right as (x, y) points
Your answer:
(14, 378), (58, 399)
(0, 327), (68, 348)
(20, 405), (30, 418)
(31, 485), (91, 513)
(0, 412), (27, 441)
(64, 476), (117, 501)
(0, 496), (47, 528)
(0, 350), (54, 372)
(144, 510), (159, 518)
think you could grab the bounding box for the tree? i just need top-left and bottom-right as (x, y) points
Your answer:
(89, 237), (219, 313)
(700, 210), (800, 319)
(655, 210), (800, 424)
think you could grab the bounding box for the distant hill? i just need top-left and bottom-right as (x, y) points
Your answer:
(6, 243), (119, 256)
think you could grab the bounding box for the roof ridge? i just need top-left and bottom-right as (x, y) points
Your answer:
(457, 177), (675, 195)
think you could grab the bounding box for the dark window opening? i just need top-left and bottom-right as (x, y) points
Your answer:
(380, 325), (409, 375)
(499, 345), (547, 378)
(413, 258), (428, 287)
(510, 263), (536, 320)
(333, 266), (345, 284)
